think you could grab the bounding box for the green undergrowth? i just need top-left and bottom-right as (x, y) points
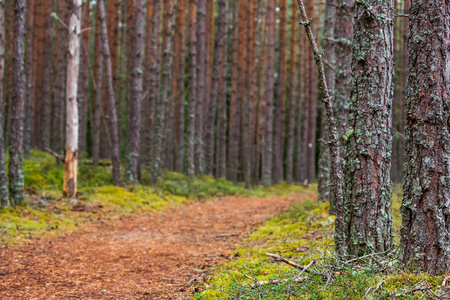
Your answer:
(0, 150), (308, 248)
(195, 192), (450, 299)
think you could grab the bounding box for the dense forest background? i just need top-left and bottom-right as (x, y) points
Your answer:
(0, 0), (409, 193)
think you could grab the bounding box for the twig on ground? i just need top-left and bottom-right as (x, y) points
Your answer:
(45, 148), (65, 163)
(443, 276), (450, 287)
(266, 253), (327, 280)
(187, 272), (207, 285)
(216, 234), (239, 238)
(1, 225), (12, 236)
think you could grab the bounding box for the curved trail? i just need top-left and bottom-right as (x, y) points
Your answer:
(0, 192), (315, 299)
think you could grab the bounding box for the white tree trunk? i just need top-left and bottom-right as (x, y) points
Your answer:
(64, 0), (82, 198)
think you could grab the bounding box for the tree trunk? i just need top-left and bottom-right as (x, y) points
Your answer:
(174, 0), (187, 173)
(52, 0), (69, 154)
(98, 0), (121, 186)
(152, 0), (176, 183)
(92, 7), (104, 167)
(23, 0), (35, 157)
(273, 0), (287, 183)
(142, 0), (162, 168)
(186, 0), (197, 178)
(227, 0), (240, 182)
(295, 30), (305, 183)
(194, 0), (206, 175)
(261, 0), (275, 187)
(63, 0), (82, 198)
(77, 0), (90, 155)
(205, 0), (227, 176)
(343, 0), (394, 256)
(0, 0), (8, 208)
(9, 0), (26, 205)
(400, 0), (450, 275)
(125, 0), (145, 184)
(286, 2), (298, 184)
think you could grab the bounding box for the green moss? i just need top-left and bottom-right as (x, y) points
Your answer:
(195, 187), (446, 299)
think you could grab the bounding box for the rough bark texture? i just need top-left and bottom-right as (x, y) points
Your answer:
(152, 0), (176, 183)
(125, 0), (145, 184)
(343, 0), (394, 256)
(0, 0), (8, 208)
(400, 0), (450, 275)
(98, 0), (121, 187)
(63, 0), (82, 199)
(273, 0), (287, 183)
(261, 0), (275, 187)
(174, 0), (186, 173)
(9, 0), (26, 205)
(206, 0), (227, 176)
(186, 0), (197, 178)
(286, 2), (298, 184)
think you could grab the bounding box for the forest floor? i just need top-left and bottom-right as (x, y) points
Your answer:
(0, 191), (315, 299)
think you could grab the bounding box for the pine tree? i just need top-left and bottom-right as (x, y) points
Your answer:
(0, 0), (8, 208)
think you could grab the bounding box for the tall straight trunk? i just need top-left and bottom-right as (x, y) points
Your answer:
(92, 7), (103, 167)
(23, 0), (35, 157)
(236, 0), (246, 183)
(261, 0), (275, 187)
(286, 2), (298, 184)
(318, 0), (336, 202)
(174, 0), (186, 173)
(343, 0), (394, 256)
(186, 0), (197, 177)
(142, 0), (162, 167)
(38, 0), (52, 149)
(204, 0), (214, 119)
(215, 0), (230, 179)
(152, 0), (176, 183)
(63, 0), (82, 198)
(227, 0), (240, 181)
(0, 0), (8, 208)
(98, 0), (120, 186)
(273, 0), (287, 183)
(295, 30), (305, 182)
(125, 0), (145, 184)
(253, 0), (267, 184)
(194, 0), (206, 175)
(9, 0), (26, 205)
(78, 0), (90, 154)
(52, 0), (69, 154)
(206, 0), (227, 176)
(243, 0), (256, 188)
(400, 0), (450, 275)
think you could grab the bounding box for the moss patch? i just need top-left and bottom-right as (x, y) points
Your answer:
(195, 189), (449, 299)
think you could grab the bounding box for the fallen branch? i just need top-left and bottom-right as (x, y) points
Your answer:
(443, 276), (450, 287)
(251, 277), (306, 289)
(45, 148), (65, 163)
(266, 253), (326, 279)
(216, 234), (239, 238)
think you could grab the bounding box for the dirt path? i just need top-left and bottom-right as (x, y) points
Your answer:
(0, 193), (315, 299)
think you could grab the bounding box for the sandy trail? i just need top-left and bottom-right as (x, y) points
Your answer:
(0, 192), (315, 299)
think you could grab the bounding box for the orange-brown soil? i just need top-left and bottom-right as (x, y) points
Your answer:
(0, 194), (314, 299)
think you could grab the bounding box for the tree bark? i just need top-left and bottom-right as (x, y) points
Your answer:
(152, 0), (176, 183)
(343, 0), (394, 256)
(174, 0), (187, 173)
(63, 0), (82, 198)
(286, 2), (298, 184)
(9, 0), (26, 205)
(400, 0), (450, 275)
(186, 0), (197, 178)
(0, 0), (8, 208)
(261, 0), (275, 187)
(205, 0), (227, 176)
(97, 0), (121, 186)
(125, 0), (145, 184)
(273, 0), (287, 183)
